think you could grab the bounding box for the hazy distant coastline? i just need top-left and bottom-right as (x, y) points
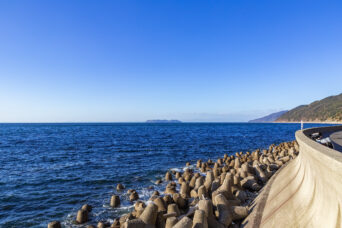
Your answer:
(146, 119), (182, 123)
(248, 110), (287, 123)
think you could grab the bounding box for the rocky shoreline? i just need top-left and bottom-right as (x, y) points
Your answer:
(48, 141), (299, 228)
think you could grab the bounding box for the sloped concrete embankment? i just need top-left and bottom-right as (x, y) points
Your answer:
(243, 125), (342, 228)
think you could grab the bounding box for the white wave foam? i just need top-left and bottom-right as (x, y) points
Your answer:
(170, 167), (183, 172)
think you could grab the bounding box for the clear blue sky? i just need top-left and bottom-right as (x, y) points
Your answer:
(0, 0), (341, 122)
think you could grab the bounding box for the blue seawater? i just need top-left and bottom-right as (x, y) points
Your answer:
(0, 123), (333, 227)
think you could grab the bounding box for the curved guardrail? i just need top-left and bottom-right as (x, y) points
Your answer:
(244, 125), (342, 228)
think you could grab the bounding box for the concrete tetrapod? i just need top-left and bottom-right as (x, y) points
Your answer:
(76, 209), (88, 224)
(165, 216), (178, 228)
(47, 221), (61, 228)
(192, 209), (208, 228)
(122, 219), (145, 228)
(110, 195), (120, 207)
(215, 194), (233, 226)
(173, 216), (193, 228)
(139, 203), (158, 225)
(198, 199), (225, 228)
(167, 203), (180, 216)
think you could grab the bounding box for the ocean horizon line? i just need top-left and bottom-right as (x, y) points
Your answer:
(0, 121), (332, 124)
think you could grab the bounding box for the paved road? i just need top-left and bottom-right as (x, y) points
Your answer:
(330, 131), (342, 152)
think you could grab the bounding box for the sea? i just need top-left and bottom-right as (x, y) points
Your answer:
(0, 122), (333, 227)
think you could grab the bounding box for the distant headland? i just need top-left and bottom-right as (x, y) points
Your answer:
(249, 92), (342, 123)
(275, 93), (342, 123)
(146, 119), (182, 123)
(249, 110), (288, 123)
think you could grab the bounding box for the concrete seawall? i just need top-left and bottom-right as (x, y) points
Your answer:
(243, 125), (342, 227)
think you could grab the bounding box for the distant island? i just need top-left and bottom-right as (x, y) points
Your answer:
(146, 119), (182, 123)
(249, 110), (288, 123)
(249, 93), (342, 123)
